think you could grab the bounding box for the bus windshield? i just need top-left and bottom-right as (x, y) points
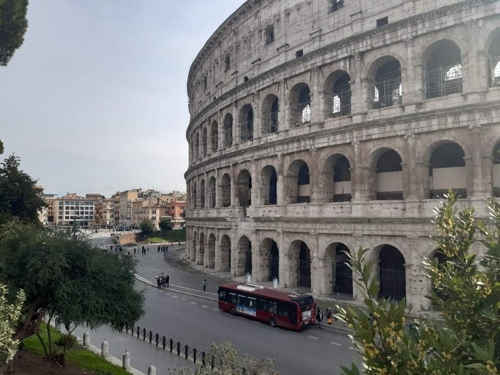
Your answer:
(292, 295), (314, 311)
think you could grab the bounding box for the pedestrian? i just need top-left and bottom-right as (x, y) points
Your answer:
(326, 307), (333, 325)
(316, 307), (324, 330)
(166, 274), (170, 287)
(134, 248), (136, 254)
(147, 246), (149, 252)
(156, 275), (161, 288)
(158, 245), (160, 252)
(203, 279), (207, 292)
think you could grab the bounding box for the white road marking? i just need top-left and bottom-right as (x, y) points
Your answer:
(349, 347), (354, 350)
(173, 295), (178, 298)
(331, 342), (341, 346)
(213, 309), (219, 312)
(191, 301), (197, 305)
(166, 293), (171, 296)
(181, 298), (187, 302)
(201, 305), (208, 308)
(308, 336), (318, 340)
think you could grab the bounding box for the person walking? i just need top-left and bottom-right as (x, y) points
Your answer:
(316, 307), (324, 330)
(203, 279), (207, 292)
(156, 275), (161, 288)
(158, 245), (160, 252)
(326, 307), (333, 325)
(166, 275), (170, 287)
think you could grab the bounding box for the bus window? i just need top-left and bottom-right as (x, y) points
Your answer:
(229, 292), (237, 304)
(258, 298), (268, 311)
(237, 295), (247, 306)
(247, 297), (257, 309)
(278, 303), (290, 317)
(268, 301), (278, 314)
(219, 290), (227, 301)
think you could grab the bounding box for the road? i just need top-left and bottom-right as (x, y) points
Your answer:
(88, 234), (361, 374)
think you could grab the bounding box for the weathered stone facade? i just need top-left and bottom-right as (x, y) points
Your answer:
(185, 0), (500, 313)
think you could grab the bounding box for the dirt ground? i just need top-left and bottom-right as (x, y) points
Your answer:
(10, 351), (97, 375)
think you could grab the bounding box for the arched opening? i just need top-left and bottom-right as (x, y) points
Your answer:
(220, 173), (231, 208)
(200, 179), (206, 209)
(220, 235), (231, 272)
(325, 71), (352, 117)
(493, 142), (500, 197)
(195, 133), (200, 160)
(325, 243), (353, 297)
(201, 128), (208, 158)
(375, 149), (403, 200)
(323, 154), (351, 202)
(192, 182), (198, 209)
(208, 234), (216, 268)
(237, 169), (252, 207)
(240, 105), (254, 142)
(260, 165), (278, 205)
(429, 142), (466, 198)
(211, 121), (218, 152)
(237, 236), (252, 276)
(424, 40), (463, 99)
(289, 241), (311, 289)
(223, 114), (233, 147)
(372, 58), (402, 109)
(286, 160), (311, 204)
(259, 238), (279, 282)
(208, 177), (216, 208)
(261, 94), (279, 134)
(289, 83), (311, 127)
(198, 233), (205, 265)
(378, 245), (406, 301)
(489, 32), (500, 87)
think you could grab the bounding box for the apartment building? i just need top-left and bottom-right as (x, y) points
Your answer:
(53, 193), (96, 227)
(118, 189), (141, 226)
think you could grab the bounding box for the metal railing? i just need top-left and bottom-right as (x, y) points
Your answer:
(331, 89), (351, 117)
(490, 55), (500, 87)
(424, 61), (463, 99)
(240, 120), (254, 142)
(373, 77), (403, 109)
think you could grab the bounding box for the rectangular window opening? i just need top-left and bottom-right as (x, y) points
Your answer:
(296, 49), (304, 58)
(330, 0), (344, 12)
(265, 26), (275, 45)
(377, 17), (389, 28)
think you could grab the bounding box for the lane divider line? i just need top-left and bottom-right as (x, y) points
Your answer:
(331, 342), (341, 346)
(308, 336), (318, 340)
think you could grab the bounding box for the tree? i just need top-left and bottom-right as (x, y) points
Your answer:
(338, 193), (500, 375)
(0, 220), (144, 360)
(0, 0), (29, 66)
(0, 284), (24, 373)
(140, 219), (155, 236)
(159, 217), (173, 232)
(0, 154), (46, 225)
(167, 341), (280, 375)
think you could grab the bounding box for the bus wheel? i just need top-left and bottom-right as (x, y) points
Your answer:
(269, 317), (277, 328)
(230, 307), (236, 315)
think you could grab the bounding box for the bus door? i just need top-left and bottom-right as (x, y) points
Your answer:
(289, 303), (298, 326)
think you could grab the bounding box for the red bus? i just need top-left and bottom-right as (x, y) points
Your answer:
(218, 283), (316, 331)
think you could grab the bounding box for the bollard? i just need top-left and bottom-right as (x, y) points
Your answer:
(162, 336), (166, 350)
(101, 340), (109, 357)
(122, 350), (130, 370)
(83, 331), (90, 348)
(185, 345), (188, 359)
(177, 342), (180, 356)
(202, 351), (206, 366)
(148, 365), (157, 375)
(155, 333), (159, 347)
(149, 331), (152, 344)
(193, 348), (197, 363)
(169, 339), (173, 353)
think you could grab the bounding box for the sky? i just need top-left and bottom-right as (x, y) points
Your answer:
(0, 0), (244, 197)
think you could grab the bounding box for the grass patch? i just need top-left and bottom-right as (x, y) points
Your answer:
(22, 323), (129, 375)
(147, 229), (186, 243)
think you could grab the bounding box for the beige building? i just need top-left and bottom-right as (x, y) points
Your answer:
(185, 0), (500, 314)
(118, 189), (141, 226)
(53, 193), (96, 227)
(132, 198), (165, 230)
(35, 186), (56, 225)
(95, 198), (113, 226)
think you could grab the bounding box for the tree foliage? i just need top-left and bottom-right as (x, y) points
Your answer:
(159, 217), (173, 232)
(167, 341), (280, 375)
(0, 220), (144, 351)
(0, 0), (29, 66)
(0, 154), (46, 225)
(140, 219), (155, 236)
(338, 193), (500, 375)
(0, 283), (24, 365)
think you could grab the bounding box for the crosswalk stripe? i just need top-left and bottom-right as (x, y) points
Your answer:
(191, 301), (197, 305)
(331, 342), (341, 346)
(308, 336), (318, 340)
(202, 305), (208, 308)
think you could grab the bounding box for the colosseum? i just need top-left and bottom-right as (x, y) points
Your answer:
(184, 0), (500, 313)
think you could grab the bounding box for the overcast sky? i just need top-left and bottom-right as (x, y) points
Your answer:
(0, 0), (243, 197)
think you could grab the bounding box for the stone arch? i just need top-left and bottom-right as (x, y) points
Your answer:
(289, 82), (311, 126)
(426, 141), (467, 198)
(321, 154), (352, 202)
(192, 231), (198, 263)
(192, 181), (198, 209)
(286, 159), (310, 204)
(220, 173), (231, 208)
(487, 29), (500, 87)
(239, 104), (254, 142)
(259, 238), (279, 282)
(236, 236), (252, 277)
(261, 94), (279, 134)
(376, 244), (406, 301)
(366, 56), (403, 109)
(207, 233), (216, 269)
(288, 240), (311, 289)
(208, 176), (216, 208)
(198, 232), (205, 265)
(324, 243), (353, 297)
(223, 114), (233, 147)
(323, 70), (352, 117)
(259, 165), (278, 205)
(236, 169), (252, 207)
(220, 234), (231, 272)
(493, 141), (500, 197)
(200, 179), (206, 209)
(422, 39), (463, 99)
(210, 120), (218, 152)
(370, 148), (403, 200)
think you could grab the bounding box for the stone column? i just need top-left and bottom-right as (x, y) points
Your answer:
(277, 155), (285, 206)
(349, 52), (364, 116)
(230, 164), (237, 207)
(470, 125), (488, 198)
(403, 37), (421, 104)
(309, 232), (321, 296)
(251, 160), (258, 207)
(351, 141), (367, 216)
(232, 101), (240, 145)
(277, 229), (287, 288)
(309, 149), (320, 203)
(278, 79), (287, 131)
(311, 65), (323, 124)
(214, 230), (222, 272)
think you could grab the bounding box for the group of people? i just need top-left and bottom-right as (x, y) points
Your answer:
(132, 246), (149, 255)
(158, 245), (169, 252)
(156, 273), (170, 288)
(315, 307), (334, 330)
